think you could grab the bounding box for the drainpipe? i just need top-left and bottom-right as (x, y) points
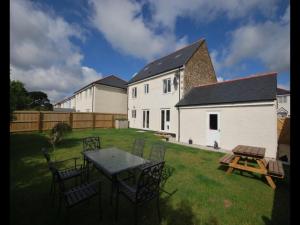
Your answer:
(177, 68), (181, 142)
(92, 85), (94, 112)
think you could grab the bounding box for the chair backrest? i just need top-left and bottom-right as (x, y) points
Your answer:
(132, 138), (145, 157)
(48, 162), (67, 193)
(83, 137), (101, 152)
(41, 147), (51, 163)
(149, 143), (166, 162)
(136, 161), (165, 203)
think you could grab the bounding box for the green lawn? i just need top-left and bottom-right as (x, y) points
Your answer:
(10, 128), (289, 225)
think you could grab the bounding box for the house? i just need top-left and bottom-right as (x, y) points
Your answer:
(175, 73), (278, 158)
(54, 75), (128, 114)
(127, 39), (217, 136)
(276, 88), (290, 117)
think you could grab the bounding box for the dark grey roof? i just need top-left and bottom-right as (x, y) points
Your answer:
(53, 108), (76, 112)
(176, 73), (277, 107)
(74, 75), (127, 94)
(277, 88), (290, 95)
(95, 75), (127, 89)
(128, 39), (204, 84)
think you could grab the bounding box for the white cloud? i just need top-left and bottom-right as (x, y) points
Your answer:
(149, 0), (278, 31)
(10, 0), (101, 102)
(217, 76), (224, 82)
(88, 0), (189, 61)
(211, 4), (289, 76)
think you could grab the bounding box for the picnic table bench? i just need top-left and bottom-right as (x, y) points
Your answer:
(219, 145), (285, 189)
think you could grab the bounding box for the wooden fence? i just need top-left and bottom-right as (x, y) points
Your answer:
(10, 111), (127, 133)
(277, 118), (290, 144)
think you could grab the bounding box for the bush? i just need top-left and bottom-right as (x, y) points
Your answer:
(49, 122), (72, 150)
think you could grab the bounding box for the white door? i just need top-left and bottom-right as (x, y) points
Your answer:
(207, 112), (220, 147)
(161, 109), (170, 131)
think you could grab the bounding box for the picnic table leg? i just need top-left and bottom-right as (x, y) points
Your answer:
(226, 156), (240, 174)
(265, 175), (276, 189)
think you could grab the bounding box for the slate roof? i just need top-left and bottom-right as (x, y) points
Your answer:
(74, 75), (127, 94)
(276, 88), (290, 95)
(128, 39), (205, 84)
(175, 73), (277, 107)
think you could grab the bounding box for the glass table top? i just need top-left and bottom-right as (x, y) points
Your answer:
(83, 147), (148, 175)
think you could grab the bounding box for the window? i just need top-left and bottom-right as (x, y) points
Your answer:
(209, 114), (218, 130)
(163, 78), (171, 93)
(132, 87), (137, 98)
(166, 110), (170, 122)
(85, 90), (87, 99)
(132, 110), (136, 118)
(283, 96), (287, 103)
(278, 96), (282, 103)
(143, 110), (149, 128)
(144, 84), (149, 94)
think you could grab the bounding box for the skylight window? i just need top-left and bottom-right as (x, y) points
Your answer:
(144, 67), (149, 71)
(175, 54), (181, 58)
(158, 62), (162, 65)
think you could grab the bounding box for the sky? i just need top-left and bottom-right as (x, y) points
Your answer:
(10, 0), (290, 103)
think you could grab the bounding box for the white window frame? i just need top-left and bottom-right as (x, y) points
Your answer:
(132, 87), (137, 98)
(144, 84), (149, 94)
(132, 110), (136, 118)
(163, 78), (171, 93)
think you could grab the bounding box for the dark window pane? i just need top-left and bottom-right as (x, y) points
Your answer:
(161, 110), (165, 130)
(146, 110), (149, 128)
(166, 110), (170, 121)
(209, 114), (218, 130)
(167, 79), (171, 92)
(163, 80), (167, 93)
(143, 111), (145, 128)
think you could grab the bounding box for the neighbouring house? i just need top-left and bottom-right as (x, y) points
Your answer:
(54, 75), (128, 114)
(276, 88), (290, 117)
(127, 38), (217, 136)
(175, 73), (278, 158)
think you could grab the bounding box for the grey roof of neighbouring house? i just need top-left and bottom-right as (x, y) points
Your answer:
(74, 75), (127, 94)
(277, 88), (290, 95)
(128, 39), (205, 84)
(175, 73), (277, 107)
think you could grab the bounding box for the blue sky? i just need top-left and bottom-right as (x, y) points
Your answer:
(10, 0), (290, 102)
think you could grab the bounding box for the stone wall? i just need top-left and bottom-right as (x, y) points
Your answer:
(183, 40), (217, 94)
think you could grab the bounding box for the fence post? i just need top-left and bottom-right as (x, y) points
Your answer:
(112, 114), (115, 128)
(69, 113), (73, 129)
(93, 113), (96, 129)
(39, 112), (43, 132)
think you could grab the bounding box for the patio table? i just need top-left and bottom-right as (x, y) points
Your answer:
(83, 147), (149, 203)
(226, 145), (276, 189)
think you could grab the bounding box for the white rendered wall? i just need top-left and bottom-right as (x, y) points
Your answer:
(128, 69), (184, 135)
(179, 101), (278, 158)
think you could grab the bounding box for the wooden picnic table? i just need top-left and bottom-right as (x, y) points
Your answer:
(220, 145), (284, 189)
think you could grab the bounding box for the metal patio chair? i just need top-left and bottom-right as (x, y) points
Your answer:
(41, 148), (84, 199)
(131, 138), (145, 157)
(115, 161), (165, 225)
(50, 162), (102, 220)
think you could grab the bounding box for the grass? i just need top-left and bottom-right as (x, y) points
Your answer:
(10, 128), (289, 225)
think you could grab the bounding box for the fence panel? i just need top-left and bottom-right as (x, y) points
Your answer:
(277, 118), (290, 144)
(10, 111), (127, 132)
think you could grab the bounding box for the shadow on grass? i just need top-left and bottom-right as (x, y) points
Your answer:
(261, 164), (290, 225)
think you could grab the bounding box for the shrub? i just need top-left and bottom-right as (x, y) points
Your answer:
(49, 122), (72, 150)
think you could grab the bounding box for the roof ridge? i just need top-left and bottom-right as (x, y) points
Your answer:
(277, 87), (289, 91)
(195, 72), (277, 89)
(142, 38), (204, 67)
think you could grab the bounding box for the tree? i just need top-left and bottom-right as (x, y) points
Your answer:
(28, 91), (53, 110)
(10, 80), (31, 120)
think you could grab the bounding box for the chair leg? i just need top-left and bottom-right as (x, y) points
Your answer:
(50, 177), (54, 195)
(57, 196), (62, 217)
(157, 197), (161, 222)
(134, 204), (138, 225)
(115, 191), (119, 221)
(52, 183), (56, 206)
(99, 191), (102, 221)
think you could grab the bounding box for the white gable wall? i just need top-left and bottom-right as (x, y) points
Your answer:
(179, 101), (278, 158)
(128, 68), (184, 135)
